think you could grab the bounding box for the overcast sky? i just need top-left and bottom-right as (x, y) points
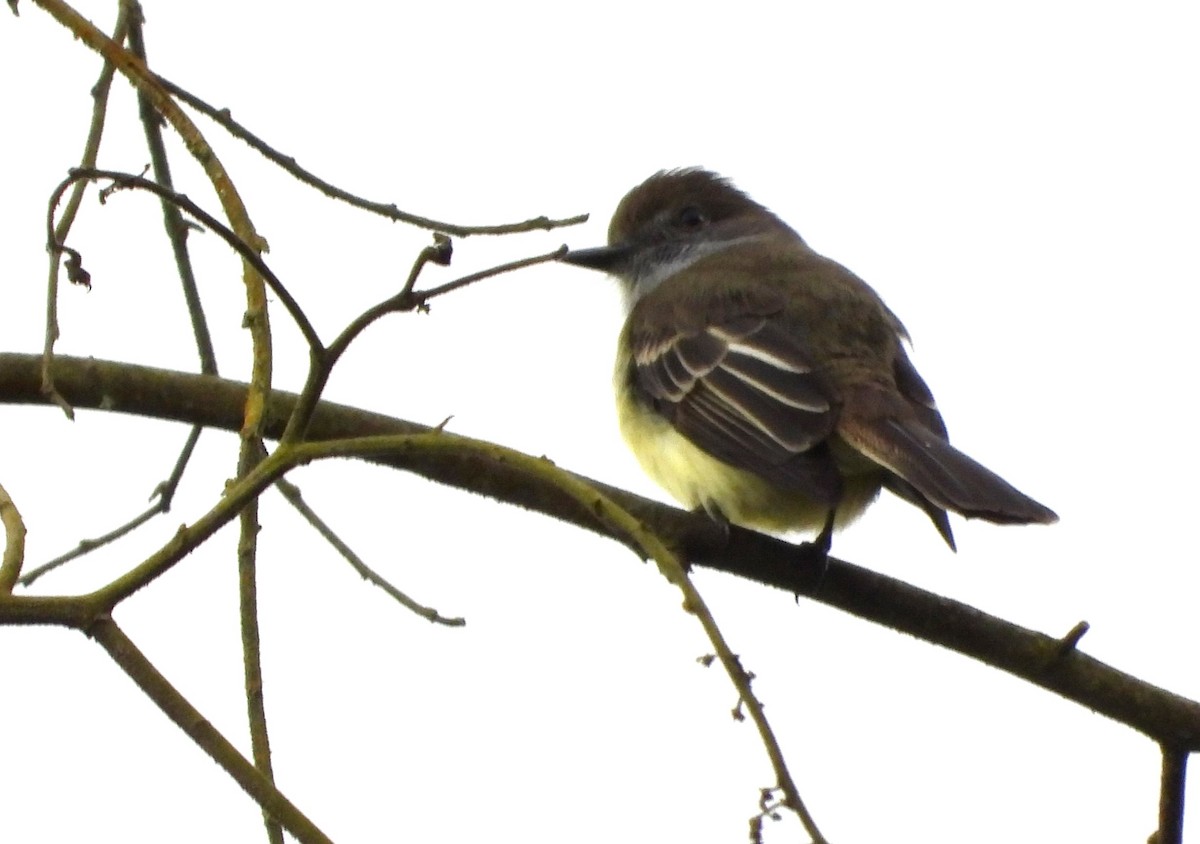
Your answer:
(2, 2), (1198, 842)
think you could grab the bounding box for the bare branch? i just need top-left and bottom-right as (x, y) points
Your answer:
(126, 4), (218, 377)
(39, 2), (133, 417)
(89, 616), (332, 844)
(20, 500), (159, 586)
(48, 169), (322, 352)
(1155, 746), (1188, 844)
(281, 242), (565, 444)
(2, 352), (1197, 751)
(275, 477), (466, 626)
(154, 76), (589, 238)
(32, 0), (274, 438)
(236, 439), (284, 844)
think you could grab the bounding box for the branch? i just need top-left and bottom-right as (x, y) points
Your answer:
(154, 76), (588, 237)
(0, 480), (27, 592)
(235, 439), (284, 844)
(1156, 746), (1188, 844)
(125, 4), (218, 377)
(48, 168), (321, 352)
(274, 477), (465, 626)
(88, 615), (332, 844)
(2, 352), (1199, 749)
(39, 1), (134, 417)
(32, 0), (273, 436)
(288, 433), (827, 841)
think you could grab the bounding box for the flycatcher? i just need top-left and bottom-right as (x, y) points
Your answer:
(561, 168), (1056, 552)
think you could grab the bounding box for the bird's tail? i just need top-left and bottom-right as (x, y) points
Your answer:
(841, 415), (1058, 528)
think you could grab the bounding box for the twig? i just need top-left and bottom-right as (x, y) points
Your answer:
(48, 169), (322, 352)
(237, 439), (284, 844)
(751, 788), (785, 844)
(21, 423), (204, 586)
(397, 233), (454, 301)
(32, 0), (274, 440)
(40, 2), (134, 417)
(283, 433), (830, 842)
(126, 1), (217, 377)
(155, 76), (588, 238)
(88, 616), (333, 844)
(404, 245), (567, 307)
(1155, 746), (1188, 844)
(275, 477), (465, 626)
(34, 17), (263, 579)
(281, 242), (565, 444)
(20, 500), (159, 586)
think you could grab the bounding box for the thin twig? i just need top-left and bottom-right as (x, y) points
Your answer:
(275, 477), (465, 626)
(48, 169), (322, 352)
(20, 423), (204, 586)
(40, 2), (134, 417)
(19, 502), (159, 586)
(93, 448), (294, 607)
(237, 439), (284, 844)
(278, 237), (447, 445)
(397, 233), (453, 301)
(125, 1), (217, 377)
(33, 0), (275, 442)
(281, 242), (564, 445)
(284, 433), (830, 843)
(23, 5), (227, 587)
(406, 245), (567, 306)
(1155, 746), (1188, 844)
(155, 76), (588, 238)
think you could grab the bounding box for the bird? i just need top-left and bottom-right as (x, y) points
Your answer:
(560, 168), (1057, 553)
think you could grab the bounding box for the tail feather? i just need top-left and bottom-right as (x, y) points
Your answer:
(843, 416), (1058, 527)
(882, 475), (957, 550)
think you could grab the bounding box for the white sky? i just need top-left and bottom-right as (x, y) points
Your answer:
(2, 2), (1198, 842)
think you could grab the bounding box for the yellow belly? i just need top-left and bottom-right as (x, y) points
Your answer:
(615, 376), (881, 536)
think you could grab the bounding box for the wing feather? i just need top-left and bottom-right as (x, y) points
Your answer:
(628, 294), (840, 498)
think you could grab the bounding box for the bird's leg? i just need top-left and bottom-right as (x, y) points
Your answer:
(698, 500), (732, 544)
(795, 509), (836, 594)
(812, 509), (836, 555)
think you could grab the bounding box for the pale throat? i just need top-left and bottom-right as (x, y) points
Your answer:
(620, 233), (767, 312)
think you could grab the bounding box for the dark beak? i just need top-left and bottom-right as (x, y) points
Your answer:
(559, 243), (632, 273)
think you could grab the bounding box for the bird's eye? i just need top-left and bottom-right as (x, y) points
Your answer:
(676, 206), (708, 229)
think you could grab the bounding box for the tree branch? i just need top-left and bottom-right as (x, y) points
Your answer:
(88, 615), (332, 844)
(2, 352), (1199, 750)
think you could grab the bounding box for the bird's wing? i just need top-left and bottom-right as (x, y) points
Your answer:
(892, 343), (948, 438)
(627, 293), (842, 503)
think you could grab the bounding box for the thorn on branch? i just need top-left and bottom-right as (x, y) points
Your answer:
(97, 165), (151, 204)
(732, 698), (746, 722)
(1053, 620), (1090, 659)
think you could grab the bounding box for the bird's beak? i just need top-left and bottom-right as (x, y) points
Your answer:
(559, 243), (633, 273)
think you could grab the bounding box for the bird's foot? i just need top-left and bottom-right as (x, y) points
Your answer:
(794, 511), (835, 599)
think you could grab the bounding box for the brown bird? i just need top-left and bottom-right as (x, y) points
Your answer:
(561, 168), (1056, 552)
